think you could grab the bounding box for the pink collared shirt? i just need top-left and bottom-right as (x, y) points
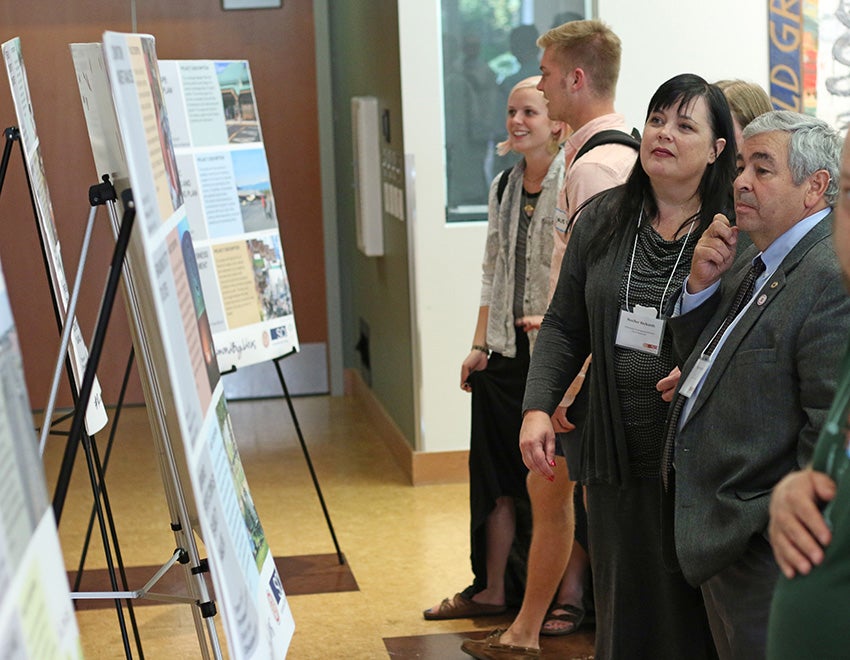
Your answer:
(548, 113), (638, 299)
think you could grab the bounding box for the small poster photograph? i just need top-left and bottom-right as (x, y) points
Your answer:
(215, 396), (269, 570)
(179, 221), (220, 395)
(140, 36), (184, 214)
(231, 148), (276, 233)
(248, 235), (293, 321)
(216, 61), (261, 143)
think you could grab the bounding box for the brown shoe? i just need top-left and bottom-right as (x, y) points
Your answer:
(423, 592), (507, 620)
(460, 629), (541, 659)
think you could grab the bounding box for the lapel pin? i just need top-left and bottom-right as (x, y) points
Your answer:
(770, 281), (778, 289)
(757, 293), (767, 306)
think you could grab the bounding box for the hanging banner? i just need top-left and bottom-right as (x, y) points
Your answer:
(768, 0), (850, 131)
(815, 0), (850, 130)
(768, 0), (817, 113)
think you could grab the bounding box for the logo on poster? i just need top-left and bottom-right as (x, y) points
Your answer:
(262, 330), (270, 348)
(270, 325), (288, 341)
(268, 569), (283, 603)
(267, 590), (280, 623)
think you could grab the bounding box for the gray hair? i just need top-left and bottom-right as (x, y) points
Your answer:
(743, 110), (842, 204)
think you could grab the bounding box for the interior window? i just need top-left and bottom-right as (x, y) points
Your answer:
(441, 0), (590, 222)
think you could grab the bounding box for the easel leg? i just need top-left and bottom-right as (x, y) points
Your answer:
(72, 347), (143, 658)
(74, 346), (135, 588)
(273, 352), (344, 564)
(59, 197), (137, 658)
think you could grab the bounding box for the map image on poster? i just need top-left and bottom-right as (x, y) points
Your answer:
(158, 58), (298, 371)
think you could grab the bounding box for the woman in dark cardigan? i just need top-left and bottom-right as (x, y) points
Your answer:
(520, 74), (735, 659)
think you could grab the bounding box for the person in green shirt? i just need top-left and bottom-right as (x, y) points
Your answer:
(767, 128), (850, 659)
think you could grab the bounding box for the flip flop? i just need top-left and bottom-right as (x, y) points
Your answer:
(540, 602), (584, 636)
(423, 592), (507, 620)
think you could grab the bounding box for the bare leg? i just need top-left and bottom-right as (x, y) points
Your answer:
(542, 539), (589, 634)
(499, 457), (573, 649)
(424, 495), (516, 613)
(469, 495), (516, 606)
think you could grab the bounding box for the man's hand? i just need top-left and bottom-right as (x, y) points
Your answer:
(656, 367), (681, 402)
(687, 214), (738, 294)
(519, 410), (557, 480)
(768, 468), (837, 579)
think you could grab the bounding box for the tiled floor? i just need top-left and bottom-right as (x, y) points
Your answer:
(43, 394), (594, 658)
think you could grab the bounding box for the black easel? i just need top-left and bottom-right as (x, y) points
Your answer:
(0, 128), (142, 658)
(72, 346), (134, 591)
(59, 184), (139, 658)
(82, 182), (224, 659)
(0, 127), (110, 521)
(225, 349), (344, 564)
(273, 350), (344, 564)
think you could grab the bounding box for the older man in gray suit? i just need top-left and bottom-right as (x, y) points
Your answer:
(658, 110), (850, 660)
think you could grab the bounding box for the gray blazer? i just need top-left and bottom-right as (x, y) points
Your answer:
(665, 212), (850, 586)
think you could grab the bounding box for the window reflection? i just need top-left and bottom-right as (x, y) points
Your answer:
(442, 0), (588, 222)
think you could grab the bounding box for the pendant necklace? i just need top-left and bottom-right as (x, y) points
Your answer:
(522, 189), (540, 218)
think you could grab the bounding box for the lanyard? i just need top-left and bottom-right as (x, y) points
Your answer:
(624, 208), (696, 314)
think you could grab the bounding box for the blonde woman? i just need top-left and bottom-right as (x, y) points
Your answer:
(425, 77), (566, 619)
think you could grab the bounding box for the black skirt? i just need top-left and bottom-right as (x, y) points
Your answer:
(464, 330), (532, 606)
(586, 478), (717, 659)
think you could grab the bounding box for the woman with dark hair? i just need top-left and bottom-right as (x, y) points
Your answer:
(516, 74), (734, 659)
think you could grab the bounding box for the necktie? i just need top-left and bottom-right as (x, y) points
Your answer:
(661, 256), (766, 491)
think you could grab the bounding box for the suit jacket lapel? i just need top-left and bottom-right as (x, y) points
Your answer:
(681, 213), (833, 427)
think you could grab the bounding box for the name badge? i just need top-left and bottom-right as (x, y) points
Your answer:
(615, 305), (664, 355)
(680, 356), (711, 398)
(554, 205), (569, 234)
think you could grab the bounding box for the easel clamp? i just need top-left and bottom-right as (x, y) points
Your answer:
(89, 173), (116, 206)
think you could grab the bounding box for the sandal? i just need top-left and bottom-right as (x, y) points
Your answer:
(540, 602), (584, 636)
(423, 592), (507, 620)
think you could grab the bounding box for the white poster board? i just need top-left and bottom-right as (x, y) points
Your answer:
(1, 37), (108, 436)
(156, 59), (298, 371)
(0, 253), (81, 658)
(90, 32), (293, 657)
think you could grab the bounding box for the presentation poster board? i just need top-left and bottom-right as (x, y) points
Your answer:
(1, 37), (108, 436)
(91, 32), (292, 657)
(156, 58), (298, 371)
(0, 255), (81, 658)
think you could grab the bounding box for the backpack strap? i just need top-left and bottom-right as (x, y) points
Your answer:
(572, 127), (641, 166)
(564, 128), (640, 233)
(496, 167), (511, 205)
